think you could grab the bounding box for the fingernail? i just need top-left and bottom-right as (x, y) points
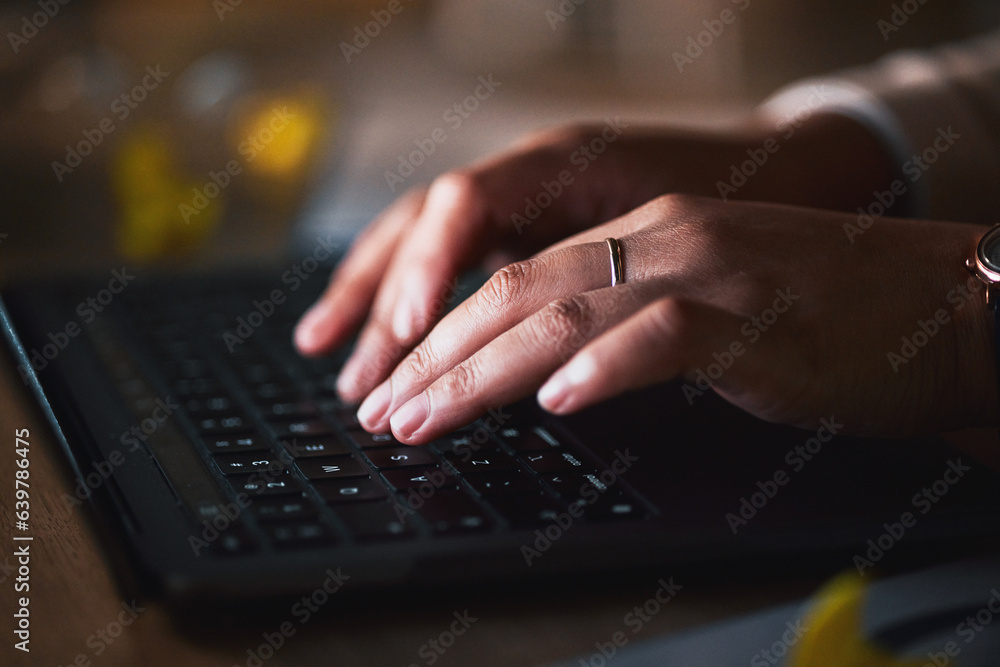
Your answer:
(336, 356), (362, 400)
(538, 374), (570, 413)
(391, 393), (430, 440)
(392, 299), (416, 344)
(357, 381), (392, 430)
(294, 302), (330, 352)
(538, 355), (596, 414)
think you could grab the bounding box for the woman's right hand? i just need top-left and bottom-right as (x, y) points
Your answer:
(294, 113), (896, 406)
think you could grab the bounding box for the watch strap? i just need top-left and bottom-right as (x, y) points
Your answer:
(992, 287), (1000, 422)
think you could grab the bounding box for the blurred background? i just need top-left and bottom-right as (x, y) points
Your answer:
(1, 0), (998, 278)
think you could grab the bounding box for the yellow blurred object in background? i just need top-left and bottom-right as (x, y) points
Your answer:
(230, 91), (330, 180)
(112, 126), (221, 262)
(786, 572), (926, 667)
(110, 91), (331, 263)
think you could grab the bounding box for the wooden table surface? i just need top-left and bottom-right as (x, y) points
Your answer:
(0, 350), (832, 667)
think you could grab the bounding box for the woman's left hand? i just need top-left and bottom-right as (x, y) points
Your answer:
(354, 194), (996, 445)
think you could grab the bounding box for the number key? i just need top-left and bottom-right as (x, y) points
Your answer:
(214, 452), (284, 475)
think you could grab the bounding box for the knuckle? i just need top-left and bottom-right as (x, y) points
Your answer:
(543, 295), (591, 335)
(533, 295), (594, 358)
(547, 123), (592, 147)
(399, 185), (431, 204)
(428, 169), (488, 210)
(646, 193), (706, 238)
(644, 298), (716, 376)
(439, 361), (480, 399)
(476, 260), (537, 315)
(645, 297), (690, 343)
(651, 191), (697, 210)
(400, 341), (441, 383)
(640, 193), (728, 268)
(382, 185), (429, 221)
(351, 331), (403, 390)
(516, 123), (589, 151)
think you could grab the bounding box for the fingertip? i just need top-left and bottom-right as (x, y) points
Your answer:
(390, 392), (430, 443)
(357, 381), (392, 432)
(391, 299), (417, 345)
(294, 323), (321, 357)
(538, 353), (599, 415)
(335, 364), (363, 404)
(389, 272), (444, 346)
(537, 375), (569, 413)
(294, 301), (334, 356)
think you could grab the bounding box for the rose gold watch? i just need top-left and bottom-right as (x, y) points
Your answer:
(967, 224), (1000, 404)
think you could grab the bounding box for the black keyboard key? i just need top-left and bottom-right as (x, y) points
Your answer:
(229, 471), (301, 497)
(269, 419), (334, 439)
(333, 406), (361, 429)
(520, 450), (589, 473)
(242, 362), (277, 384)
(432, 433), (490, 456)
(262, 401), (319, 420)
(209, 525), (257, 555)
(295, 456), (368, 480)
(172, 377), (220, 398)
(582, 492), (645, 521)
(226, 470), (302, 496)
(365, 446), (437, 469)
(164, 358), (210, 380)
(489, 493), (566, 529)
(214, 452), (285, 476)
(315, 397), (343, 414)
(465, 470), (535, 495)
(416, 491), (491, 533)
(183, 395), (234, 417)
(335, 502), (415, 540)
(265, 521), (334, 548)
(502, 425), (563, 452)
(381, 466), (455, 491)
(315, 477), (387, 503)
(252, 382), (299, 402)
(196, 414), (253, 435)
(542, 472), (609, 500)
(282, 437), (352, 458)
(312, 373), (342, 397)
(445, 448), (514, 473)
(204, 435), (271, 453)
(162, 340), (198, 360)
(348, 430), (402, 449)
(251, 496), (317, 522)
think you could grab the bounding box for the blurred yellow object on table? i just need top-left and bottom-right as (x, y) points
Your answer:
(112, 125), (221, 262)
(787, 572), (926, 667)
(111, 89), (331, 263)
(231, 93), (329, 179)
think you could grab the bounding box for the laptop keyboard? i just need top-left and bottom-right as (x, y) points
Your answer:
(83, 275), (646, 555)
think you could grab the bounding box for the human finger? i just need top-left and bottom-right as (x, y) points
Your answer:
(355, 241), (622, 431)
(294, 188), (426, 356)
(334, 173), (494, 402)
(385, 280), (669, 444)
(334, 124), (652, 400)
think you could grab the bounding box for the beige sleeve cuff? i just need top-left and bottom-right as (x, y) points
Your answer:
(760, 31), (1000, 225)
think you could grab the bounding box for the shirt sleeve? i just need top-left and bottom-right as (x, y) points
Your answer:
(758, 30), (1000, 224)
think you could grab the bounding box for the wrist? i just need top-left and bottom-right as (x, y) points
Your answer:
(963, 224), (1000, 427)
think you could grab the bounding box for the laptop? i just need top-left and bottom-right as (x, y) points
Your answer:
(8, 261), (1000, 608)
(5, 51), (1000, 613)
